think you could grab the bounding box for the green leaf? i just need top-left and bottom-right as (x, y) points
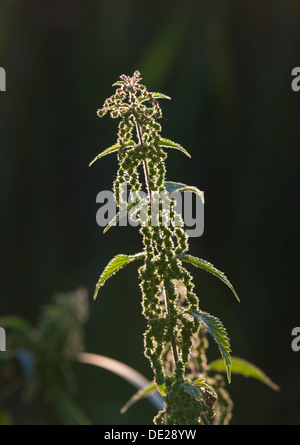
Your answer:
(152, 92), (171, 100)
(193, 378), (207, 388)
(0, 316), (32, 333)
(158, 138), (191, 158)
(181, 380), (202, 401)
(0, 409), (12, 425)
(89, 143), (120, 166)
(120, 381), (158, 414)
(120, 381), (166, 414)
(138, 92), (171, 102)
(165, 181), (204, 204)
(103, 199), (148, 234)
(93, 253), (145, 300)
(208, 357), (280, 391)
(190, 309), (232, 383)
(177, 254), (239, 302)
(89, 140), (135, 167)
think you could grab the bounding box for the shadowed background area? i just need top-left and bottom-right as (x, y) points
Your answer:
(0, 0), (300, 425)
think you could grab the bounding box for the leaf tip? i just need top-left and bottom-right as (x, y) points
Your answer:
(234, 291), (241, 303)
(227, 367), (232, 384)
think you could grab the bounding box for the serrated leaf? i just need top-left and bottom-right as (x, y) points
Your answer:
(165, 181), (204, 204)
(181, 379), (217, 411)
(158, 138), (191, 158)
(93, 253), (144, 300)
(138, 92), (171, 102)
(89, 143), (120, 166)
(112, 81), (125, 87)
(181, 380), (202, 401)
(89, 140), (135, 167)
(208, 357), (280, 391)
(103, 199), (148, 234)
(152, 92), (171, 100)
(177, 254), (239, 302)
(190, 309), (232, 383)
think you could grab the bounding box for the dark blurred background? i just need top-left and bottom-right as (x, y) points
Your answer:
(0, 0), (300, 425)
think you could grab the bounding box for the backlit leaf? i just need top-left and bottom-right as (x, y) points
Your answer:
(89, 140), (135, 167)
(165, 181), (204, 204)
(177, 254), (239, 302)
(93, 253), (144, 300)
(158, 138), (191, 158)
(190, 309), (232, 383)
(209, 357), (280, 391)
(138, 92), (171, 102)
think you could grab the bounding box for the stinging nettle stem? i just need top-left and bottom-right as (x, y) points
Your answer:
(136, 115), (179, 373)
(135, 120), (152, 201)
(162, 286), (179, 366)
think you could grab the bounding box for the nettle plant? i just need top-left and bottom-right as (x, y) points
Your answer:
(90, 71), (278, 425)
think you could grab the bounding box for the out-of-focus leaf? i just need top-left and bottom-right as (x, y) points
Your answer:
(209, 357), (280, 391)
(138, 4), (191, 87)
(78, 353), (164, 412)
(0, 316), (32, 334)
(0, 409), (12, 425)
(15, 349), (36, 377)
(54, 391), (92, 425)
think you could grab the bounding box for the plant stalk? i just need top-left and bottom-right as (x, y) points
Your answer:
(135, 120), (152, 201)
(162, 286), (179, 367)
(136, 117), (179, 371)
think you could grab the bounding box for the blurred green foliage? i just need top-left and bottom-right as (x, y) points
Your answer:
(0, 0), (300, 424)
(0, 288), (90, 424)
